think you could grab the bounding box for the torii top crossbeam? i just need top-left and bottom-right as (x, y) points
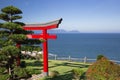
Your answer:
(23, 18), (62, 76)
(24, 18), (62, 30)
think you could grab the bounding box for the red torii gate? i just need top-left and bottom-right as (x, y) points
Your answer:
(23, 18), (62, 76)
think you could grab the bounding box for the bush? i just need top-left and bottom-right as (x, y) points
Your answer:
(49, 70), (59, 78)
(0, 67), (6, 74)
(14, 67), (30, 79)
(0, 74), (10, 80)
(86, 57), (120, 80)
(72, 68), (84, 80)
(0, 67), (10, 80)
(97, 54), (104, 60)
(20, 61), (26, 68)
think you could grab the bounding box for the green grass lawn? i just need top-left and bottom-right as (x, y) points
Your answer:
(24, 59), (90, 80)
(48, 60), (89, 74)
(24, 59), (89, 73)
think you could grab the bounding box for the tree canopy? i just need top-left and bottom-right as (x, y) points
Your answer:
(0, 5), (42, 79)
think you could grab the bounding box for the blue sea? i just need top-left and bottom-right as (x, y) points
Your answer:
(48, 33), (120, 61)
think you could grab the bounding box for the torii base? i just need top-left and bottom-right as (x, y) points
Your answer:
(43, 72), (48, 77)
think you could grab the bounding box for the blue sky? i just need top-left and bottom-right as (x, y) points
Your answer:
(0, 0), (120, 33)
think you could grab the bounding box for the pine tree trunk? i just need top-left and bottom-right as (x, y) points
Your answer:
(9, 66), (11, 75)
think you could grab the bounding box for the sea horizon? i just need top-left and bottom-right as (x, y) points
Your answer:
(47, 33), (120, 61)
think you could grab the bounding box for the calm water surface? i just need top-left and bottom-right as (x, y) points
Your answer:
(48, 33), (120, 60)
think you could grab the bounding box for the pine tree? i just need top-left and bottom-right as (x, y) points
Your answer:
(0, 5), (41, 79)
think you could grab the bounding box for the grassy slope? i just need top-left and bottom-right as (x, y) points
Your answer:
(24, 59), (89, 74)
(48, 60), (89, 74)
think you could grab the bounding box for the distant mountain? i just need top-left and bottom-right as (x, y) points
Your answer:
(48, 29), (80, 33)
(69, 30), (80, 33)
(34, 29), (80, 34)
(48, 29), (66, 33)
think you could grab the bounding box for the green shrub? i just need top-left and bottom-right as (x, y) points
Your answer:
(0, 67), (6, 74)
(14, 67), (30, 79)
(20, 61), (26, 68)
(97, 54), (104, 60)
(0, 74), (9, 80)
(86, 57), (120, 80)
(72, 68), (84, 79)
(49, 70), (59, 78)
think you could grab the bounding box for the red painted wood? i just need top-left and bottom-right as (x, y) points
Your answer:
(26, 34), (57, 39)
(23, 18), (62, 76)
(24, 24), (58, 30)
(16, 43), (21, 48)
(16, 56), (20, 66)
(43, 40), (48, 72)
(47, 34), (56, 39)
(16, 43), (21, 66)
(42, 30), (48, 73)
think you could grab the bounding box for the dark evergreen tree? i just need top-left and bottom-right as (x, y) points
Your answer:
(0, 5), (41, 79)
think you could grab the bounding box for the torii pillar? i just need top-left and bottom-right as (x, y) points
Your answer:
(23, 18), (62, 76)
